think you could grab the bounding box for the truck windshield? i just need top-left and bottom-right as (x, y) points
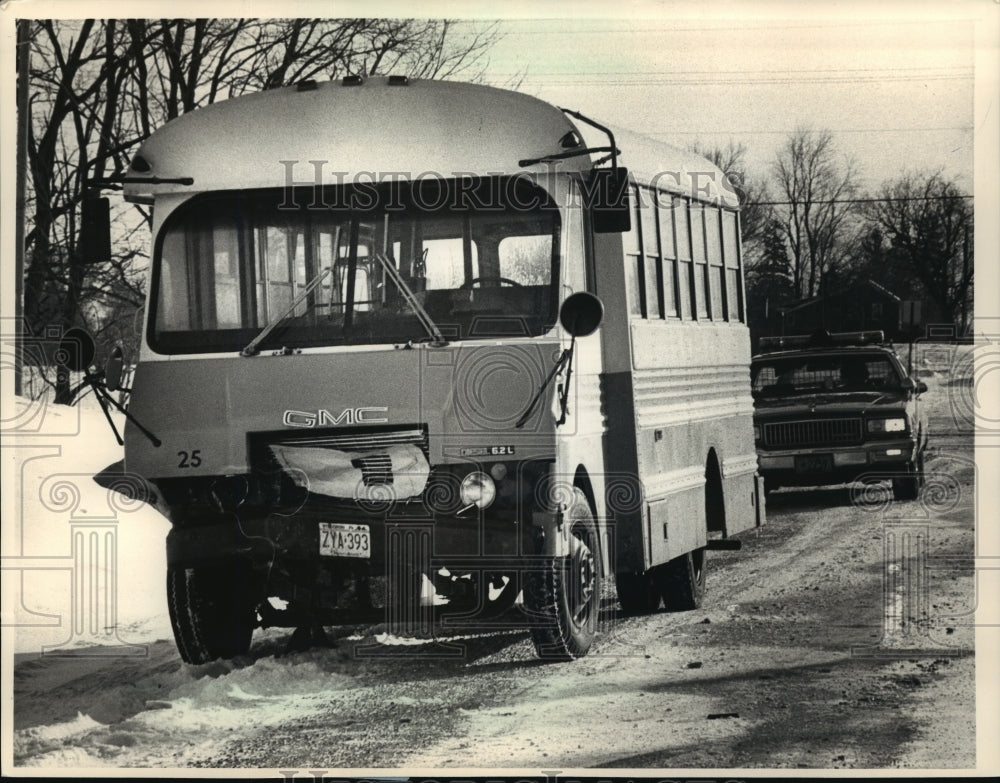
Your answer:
(751, 352), (903, 397)
(150, 177), (560, 354)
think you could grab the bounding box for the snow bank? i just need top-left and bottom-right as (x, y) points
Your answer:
(3, 394), (173, 655)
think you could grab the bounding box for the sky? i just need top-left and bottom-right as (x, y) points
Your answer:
(472, 11), (976, 192)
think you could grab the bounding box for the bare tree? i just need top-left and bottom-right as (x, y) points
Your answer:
(860, 171), (973, 333)
(770, 128), (858, 298)
(21, 18), (504, 401)
(23, 20), (151, 400)
(690, 140), (770, 248)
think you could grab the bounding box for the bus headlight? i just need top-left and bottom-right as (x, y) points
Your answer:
(460, 471), (496, 509)
(868, 417), (907, 433)
(753, 424), (761, 441)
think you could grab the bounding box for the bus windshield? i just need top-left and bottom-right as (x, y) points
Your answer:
(150, 177), (561, 354)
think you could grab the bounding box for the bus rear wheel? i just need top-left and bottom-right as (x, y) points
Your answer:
(167, 562), (257, 664)
(526, 488), (602, 661)
(615, 570), (662, 614)
(657, 548), (707, 611)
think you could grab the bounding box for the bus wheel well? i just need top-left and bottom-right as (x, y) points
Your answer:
(705, 449), (726, 535)
(573, 466), (599, 520)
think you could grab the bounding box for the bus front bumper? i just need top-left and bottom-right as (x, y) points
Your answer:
(165, 506), (551, 572)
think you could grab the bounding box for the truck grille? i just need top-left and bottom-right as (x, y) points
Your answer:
(762, 418), (862, 448)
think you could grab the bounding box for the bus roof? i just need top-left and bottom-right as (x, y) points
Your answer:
(123, 77), (737, 209)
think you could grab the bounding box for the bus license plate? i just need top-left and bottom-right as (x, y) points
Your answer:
(318, 523), (370, 558)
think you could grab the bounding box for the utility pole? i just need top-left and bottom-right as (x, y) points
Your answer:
(961, 226), (970, 336)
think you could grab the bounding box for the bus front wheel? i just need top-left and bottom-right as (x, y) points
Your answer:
(526, 488), (602, 661)
(167, 562), (257, 664)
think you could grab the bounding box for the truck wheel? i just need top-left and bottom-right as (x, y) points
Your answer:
(615, 570), (662, 614)
(892, 455), (924, 502)
(657, 548), (707, 611)
(526, 488), (602, 661)
(167, 563), (257, 664)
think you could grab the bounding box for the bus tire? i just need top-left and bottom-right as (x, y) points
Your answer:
(167, 562), (256, 664)
(526, 488), (602, 661)
(658, 548), (707, 611)
(615, 570), (662, 614)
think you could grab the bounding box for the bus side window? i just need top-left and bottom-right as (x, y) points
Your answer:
(705, 206), (725, 321)
(689, 203), (708, 320)
(721, 210), (743, 322)
(674, 196), (692, 321)
(639, 186), (661, 319)
(657, 189), (678, 318)
(624, 184), (644, 317)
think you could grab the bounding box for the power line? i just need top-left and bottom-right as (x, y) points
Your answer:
(495, 67), (972, 77)
(755, 195), (973, 207)
(645, 126), (972, 136)
(521, 75), (972, 87)
(499, 20), (971, 34)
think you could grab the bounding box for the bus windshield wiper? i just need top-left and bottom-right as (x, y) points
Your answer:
(240, 266), (333, 357)
(373, 252), (449, 347)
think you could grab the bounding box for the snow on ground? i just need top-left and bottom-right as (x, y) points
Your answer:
(12, 639), (375, 767)
(3, 393), (173, 655)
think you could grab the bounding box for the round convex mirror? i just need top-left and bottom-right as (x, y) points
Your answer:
(56, 327), (96, 373)
(559, 292), (604, 337)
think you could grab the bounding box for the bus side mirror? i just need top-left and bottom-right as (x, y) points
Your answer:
(105, 345), (125, 392)
(560, 291), (603, 337)
(57, 327), (97, 373)
(589, 168), (631, 234)
(81, 196), (112, 264)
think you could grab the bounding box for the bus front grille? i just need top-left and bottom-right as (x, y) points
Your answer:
(762, 418), (862, 448)
(264, 426), (428, 455)
(248, 425), (429, 506)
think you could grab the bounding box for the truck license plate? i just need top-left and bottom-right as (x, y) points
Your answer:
(318, 523), (370, 558)
(795, 454), (834, 474)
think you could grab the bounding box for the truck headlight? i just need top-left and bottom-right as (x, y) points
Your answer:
(868, 417), (907, 433)
(460, 471), (496, 509)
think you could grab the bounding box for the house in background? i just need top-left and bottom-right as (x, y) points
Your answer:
(765, 279), (932, 342)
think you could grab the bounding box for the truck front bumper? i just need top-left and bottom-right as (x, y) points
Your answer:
(757, 438), (917, 486)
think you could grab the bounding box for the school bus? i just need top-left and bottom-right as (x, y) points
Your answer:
(87, 76), (764, 662)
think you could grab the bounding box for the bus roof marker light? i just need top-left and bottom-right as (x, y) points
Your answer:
(296, 80), (318, 92)
(342, 75), (364, 86)
(387, 75), (409, 86)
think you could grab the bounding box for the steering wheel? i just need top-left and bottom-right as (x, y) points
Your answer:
(460, 276), (524, 289)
